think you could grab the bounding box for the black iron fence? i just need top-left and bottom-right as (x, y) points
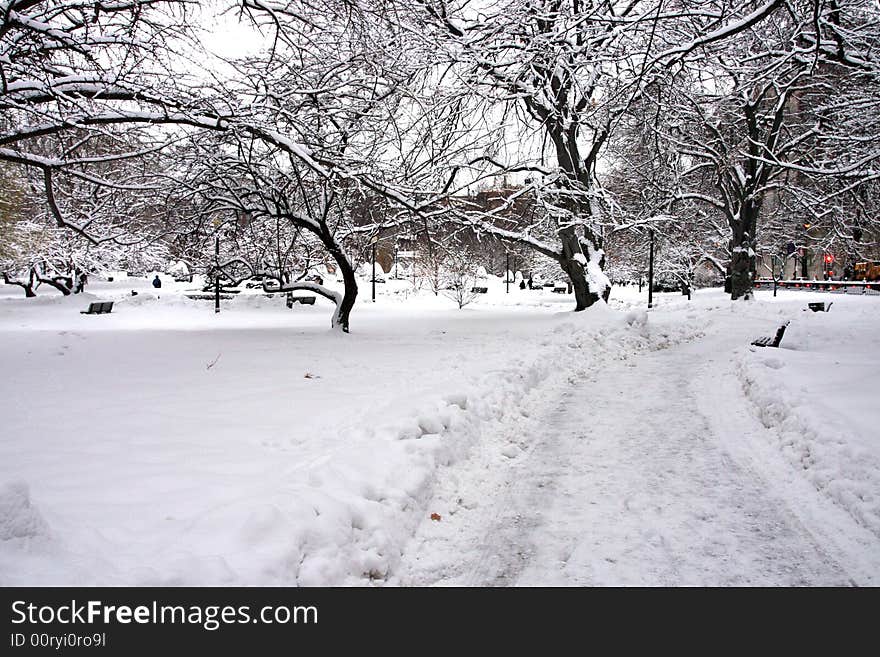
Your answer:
(754, 279), (880, 294)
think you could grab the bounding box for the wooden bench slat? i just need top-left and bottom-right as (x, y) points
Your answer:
(285, 294), (316, 307)
(81, 301), (113, 315)
(751, 320), (789, 348)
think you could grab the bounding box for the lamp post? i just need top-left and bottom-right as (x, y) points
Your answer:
(506, 252), (510, 294)
(214, 236), (220, 314)
(647, 228), (655, 309)
(773, 253), (783, 297)
(371, 234), (378, 303)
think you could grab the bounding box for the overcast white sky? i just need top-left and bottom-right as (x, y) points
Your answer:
(195, 1), (267, 60)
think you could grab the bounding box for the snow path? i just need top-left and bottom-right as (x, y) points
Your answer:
(395, 322), (877, 586)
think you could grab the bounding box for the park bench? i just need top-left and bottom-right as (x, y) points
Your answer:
(80, 301), (114, 315)
(470, 286), (489, 293)
(751, 321), (790, 348)
(552, 286), (567, 293)
(199, 285), (240, 294)
(185, 293), (234, 301)
(807, 302), (832, 312)
(286, 293), (316, 307)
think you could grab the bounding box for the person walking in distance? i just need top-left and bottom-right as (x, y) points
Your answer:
(74, 271), (88, 294)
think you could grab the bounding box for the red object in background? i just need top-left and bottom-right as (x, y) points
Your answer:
(824, 254), (834, 264)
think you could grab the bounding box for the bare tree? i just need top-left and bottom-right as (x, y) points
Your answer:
(7, 0), (875, 318)
(0, 1), (204, 241)
(396, 0), (790, 309)
(1, 1), (452, 329)
(634, 1), (880, 298)
(441, 249), (481, 309)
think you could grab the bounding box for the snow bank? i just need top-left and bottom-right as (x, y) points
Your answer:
(735, 303), (880, 538)
(0, 481), (50, 542)
(0, 481), (55, 586)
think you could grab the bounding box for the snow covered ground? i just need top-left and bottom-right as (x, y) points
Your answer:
(1, 276), (878, 585)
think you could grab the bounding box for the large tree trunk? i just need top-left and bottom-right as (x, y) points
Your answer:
(730, 204), (758, 300)
(558, 226), (608, 311)
(546, 119), (610, 312)
(730, 246), (753, 300)
(559, 258), (598, 310)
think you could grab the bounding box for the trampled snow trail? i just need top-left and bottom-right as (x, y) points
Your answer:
(395, 325), (878, 586)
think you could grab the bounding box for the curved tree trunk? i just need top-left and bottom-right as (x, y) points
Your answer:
(35, 273), (72, 296)
(263, 243), (357, 333)
(2, 271), (37, 297)
(266, 220), (360, 333)
(327, 241), (358, 333)
(314, 222), (358, 333)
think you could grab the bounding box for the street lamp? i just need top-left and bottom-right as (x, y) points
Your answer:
(209, 218), (222, 314)
(647, 228), (655, 309)
(214, 236), (220, 314)
(772, 253), (785, 297)
(371, 234), (378, 303)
